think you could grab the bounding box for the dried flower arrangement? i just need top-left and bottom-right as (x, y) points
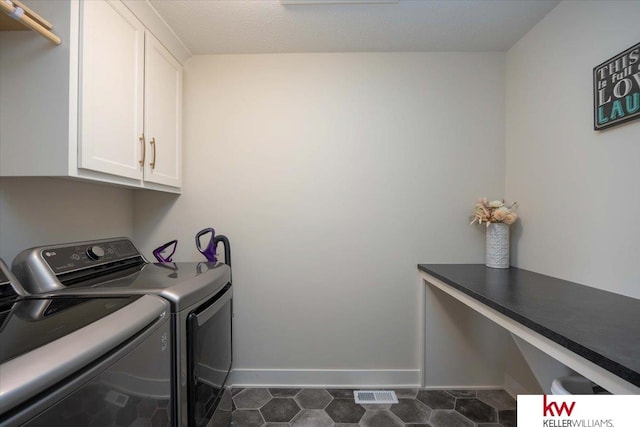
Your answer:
(470, 198), (518, 226)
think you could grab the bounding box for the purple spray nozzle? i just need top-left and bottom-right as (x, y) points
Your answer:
(195, 228), (218, 263)
(153, 240), (178, 263)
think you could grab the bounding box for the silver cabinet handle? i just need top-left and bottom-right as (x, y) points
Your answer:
(139, 134), (146, 166)
(150, 137), (157, 170)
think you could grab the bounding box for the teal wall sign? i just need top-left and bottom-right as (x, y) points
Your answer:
(593, 42), (640, 130)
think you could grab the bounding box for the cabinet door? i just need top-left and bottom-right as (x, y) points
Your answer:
(79, 0), (144, 180)
(143, 33), (182, 188)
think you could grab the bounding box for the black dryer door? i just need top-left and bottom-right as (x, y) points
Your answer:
(187, 283), (232, 427)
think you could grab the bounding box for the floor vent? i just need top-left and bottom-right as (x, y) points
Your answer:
(353, 390), (398, 404)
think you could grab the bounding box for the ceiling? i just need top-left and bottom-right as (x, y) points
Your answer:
(148, 0), (560, 55)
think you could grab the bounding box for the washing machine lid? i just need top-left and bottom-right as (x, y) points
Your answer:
(0, 295), (140, 364)
(0, 294), (169, 415)
(12, 238), (231, 311)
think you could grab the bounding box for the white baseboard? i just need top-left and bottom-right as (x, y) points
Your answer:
(230, 369), (421, 388)
(422, 384), (504, 390)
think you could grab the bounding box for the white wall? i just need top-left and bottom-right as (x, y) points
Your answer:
(0, 178), (134, 264)
(505, 1), (640, 299)
(134, 52), (506, 386)
(0, 0), (72, 176)
(424, 282), (509, 388)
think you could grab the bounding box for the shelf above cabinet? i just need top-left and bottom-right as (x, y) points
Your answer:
(0, 0), (61, 44)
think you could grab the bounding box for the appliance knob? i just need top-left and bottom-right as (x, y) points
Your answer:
(87, 245), (105, 261)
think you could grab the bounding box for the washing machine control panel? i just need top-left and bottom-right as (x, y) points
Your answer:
(12, 238), (146, 293)
(40, 239), (141, 275)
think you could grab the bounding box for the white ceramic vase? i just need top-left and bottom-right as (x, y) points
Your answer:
(486, 222), (510, 269)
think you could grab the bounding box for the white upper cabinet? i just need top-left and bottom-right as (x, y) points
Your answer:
(143, 33), (182, 188)
(79, 0), (145, 180)
(0, 0), (186, 193)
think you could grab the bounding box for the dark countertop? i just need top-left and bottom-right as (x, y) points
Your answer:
(418, 264), (640, 388)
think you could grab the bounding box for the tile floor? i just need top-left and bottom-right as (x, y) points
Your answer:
(230, 388), (516, 427)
